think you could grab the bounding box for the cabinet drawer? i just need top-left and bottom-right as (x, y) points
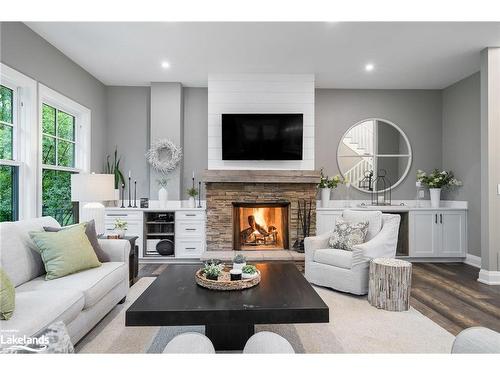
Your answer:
(105, 211), (142, 221)
(176, 221), (204, 237)
(176, 211), (205, 221)
(175, 240), (204, 258)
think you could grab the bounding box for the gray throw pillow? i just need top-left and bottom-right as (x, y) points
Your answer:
(328, 218), (369, 251)
(44, 220), (109, 262)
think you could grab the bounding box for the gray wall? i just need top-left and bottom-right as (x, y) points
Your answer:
(105, 86), (150, 199)
(182, 88), (208, 199)
(315, 89), (443, 199)
(0, 22), (107, 171)
(442, 73), (481, 257)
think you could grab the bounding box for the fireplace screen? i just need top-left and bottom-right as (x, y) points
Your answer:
(232, 202), (289, 250)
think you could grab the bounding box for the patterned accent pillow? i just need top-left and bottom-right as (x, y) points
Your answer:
(328, 218), (369, 251)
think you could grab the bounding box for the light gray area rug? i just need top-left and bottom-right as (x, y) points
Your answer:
(76, 277), (454, 353)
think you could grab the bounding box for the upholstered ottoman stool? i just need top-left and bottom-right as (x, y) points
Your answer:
(243, 331), (295, 354)
(163, 332), (215, 354)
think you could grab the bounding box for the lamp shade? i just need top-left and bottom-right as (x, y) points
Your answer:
(71, 174), (115, 202)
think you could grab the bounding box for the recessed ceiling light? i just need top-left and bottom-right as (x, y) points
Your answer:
(365, 63), (375, 72)
(161, 61), (170, 69)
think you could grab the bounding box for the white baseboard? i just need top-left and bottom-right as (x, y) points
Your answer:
(478, 269), (500, 285)
(464, 253), (481, 268)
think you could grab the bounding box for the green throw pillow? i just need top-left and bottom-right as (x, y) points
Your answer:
(30, 223), (102, 280)
(0, 268), (15, 320)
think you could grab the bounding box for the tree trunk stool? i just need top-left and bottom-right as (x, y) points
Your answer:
(368, 258), (412, 311)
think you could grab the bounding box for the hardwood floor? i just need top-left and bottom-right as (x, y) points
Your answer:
(138, 261), (500, 336)
(410, 262), (500, 336)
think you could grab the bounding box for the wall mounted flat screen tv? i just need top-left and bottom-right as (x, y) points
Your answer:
(222, 114), (303, 160)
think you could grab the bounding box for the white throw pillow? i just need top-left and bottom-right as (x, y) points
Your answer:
(342, 210), (382, 241)
(328, 218), (369, 251)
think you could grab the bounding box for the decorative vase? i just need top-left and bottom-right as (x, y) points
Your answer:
(233, 262), (246, 270)
(188, 196), (196, 208)
(320, 188), (331, 208)
(114, 189), (120, 207)
(429, 188), (441, 208)
(159, 187), (168, 208)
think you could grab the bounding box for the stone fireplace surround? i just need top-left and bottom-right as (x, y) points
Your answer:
(203, 170), (320, 255)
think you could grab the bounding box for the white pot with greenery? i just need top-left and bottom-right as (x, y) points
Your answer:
(318, 168), (345, 208)
(416, 169), (462, 208)
(158, 176), (169, 208)
(233, 254), (247, 270)
(105, 147), (125, 206)
(241, 264), (258, 279)
(186, 187), (198, 208)
(114, 218), (128, 238)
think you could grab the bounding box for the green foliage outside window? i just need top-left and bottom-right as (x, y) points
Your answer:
(0, 165), (16, 222)
(0, 86), (16, 222)
(42, 169), (76, 226)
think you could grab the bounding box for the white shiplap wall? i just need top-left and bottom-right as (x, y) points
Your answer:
(207, 73), (315, 170)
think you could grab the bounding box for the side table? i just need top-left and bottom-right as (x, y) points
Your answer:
(368, 258), (412, 311)
(99, 235), (139, 286)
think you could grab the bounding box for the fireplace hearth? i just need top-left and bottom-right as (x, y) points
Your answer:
(233, 202), (289, 251)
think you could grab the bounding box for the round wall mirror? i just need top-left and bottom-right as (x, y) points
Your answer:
(337, 118), (412, 193)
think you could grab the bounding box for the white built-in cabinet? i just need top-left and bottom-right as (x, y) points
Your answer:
(316, 206), (467, 259)
(409, 210), (466, 258)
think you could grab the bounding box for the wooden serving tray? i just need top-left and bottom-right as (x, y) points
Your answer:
(195, 267), (261, 291)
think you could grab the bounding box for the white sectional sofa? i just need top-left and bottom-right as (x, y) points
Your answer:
(0, 216), (130, 346)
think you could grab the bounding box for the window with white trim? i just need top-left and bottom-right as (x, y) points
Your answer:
(39, 84), (91, 226)
(0, 83), (19, 221)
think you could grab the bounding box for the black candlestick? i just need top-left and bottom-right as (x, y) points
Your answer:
(127, 177), (132, 207)
(120, 183), (125, 208)
(133, 180), (137, 208)
(198, 181), (202, 208)
(192, 176), (195, 190)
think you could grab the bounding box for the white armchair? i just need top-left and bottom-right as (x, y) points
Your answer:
(304, 212), (401, 295)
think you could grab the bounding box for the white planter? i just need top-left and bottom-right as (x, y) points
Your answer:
(115, 229), (126, 238)
(159, 187), (168, 208)
(233, 262), (246, 270)
(188, 196), (196, 208)
(242, 272), (258, 279)
(320, 188), (331, 208)
(429, 188), (441, 208)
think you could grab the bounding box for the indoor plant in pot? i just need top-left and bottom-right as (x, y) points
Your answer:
(416, 169), (462, 208)
(114, 218), (128, 238)
(186, 187), (198, 208)
(241, 264), (258, 279)
(318, 168), (331, 208)
(233, 254), (247, 270)
(203, 263), (222, 281)
(105, 147), (125, 206)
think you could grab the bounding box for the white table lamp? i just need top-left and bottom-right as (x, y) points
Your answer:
(71, 173), (115, 235)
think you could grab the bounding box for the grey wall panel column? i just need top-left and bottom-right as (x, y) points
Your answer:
(105, 86), (150, 199)
(150, 82), (183, 199)
(182, 88), (208, 199)
(480, 48), (500, 275)
(442, 73), (481, 257)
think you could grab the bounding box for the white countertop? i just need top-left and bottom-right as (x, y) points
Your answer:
(316, 200), (467, 211)
(106, 200), (206, 211)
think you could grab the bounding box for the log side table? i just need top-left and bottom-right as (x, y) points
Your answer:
(368, 258), (412, 312)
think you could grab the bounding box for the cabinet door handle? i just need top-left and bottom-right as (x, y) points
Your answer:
(107, 213), (128, 217)
(185, 228), (196, 231)
(435, 214), (437, 224)
(185, 214), (196, 217)
(440, 214), (443, 224)
(185, 247), (196, 250)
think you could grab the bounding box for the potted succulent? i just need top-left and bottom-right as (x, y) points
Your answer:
(186, 187), (198, 208)
(416, 169), (462, 208)
(203, 263), (222, 281)
(242, 264), (258, 279)
(233, 254), (247, 270)
(114, 218), (128, 238)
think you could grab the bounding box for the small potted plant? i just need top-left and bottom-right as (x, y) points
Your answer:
(242, 264), (258, 279)
(318, 168), (330, 208)
(114, 218), (128, 238)
(203, 263), (221, 281)
(416, 169), (462, 208)
(186, 187), (198, 208)
(233, 254), (247, 270)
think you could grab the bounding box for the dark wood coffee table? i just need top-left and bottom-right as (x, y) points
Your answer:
(126, 262), (329, 350)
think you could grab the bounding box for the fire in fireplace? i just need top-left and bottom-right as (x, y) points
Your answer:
(232, 202), (289, 250)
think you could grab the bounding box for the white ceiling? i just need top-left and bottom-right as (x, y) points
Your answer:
(26, 22), (500, 89)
